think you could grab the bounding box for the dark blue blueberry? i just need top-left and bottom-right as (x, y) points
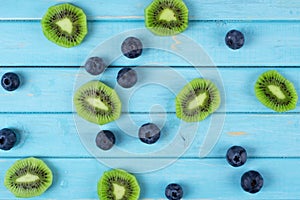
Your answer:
(121, 37), (143, 59)
(138, 123), (160, 144)
(226, 145), (247, 167)
(95, 130), (116, 150)
(84, 57), (106, 75)
(1, 72), (20, 91)
(241, 170), (264, 194)
(165, 183), (183, 200)
(117, 67), (138, 88)
(0, 128), (17, 151)
(225, 30), (245, 50)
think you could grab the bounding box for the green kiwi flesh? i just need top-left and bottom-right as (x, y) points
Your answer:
(4, 157), (53, 198)
(254, 70), (298, 112)
(176, 78), (221, 122)
(41, 3), (87, 48)
(145, 0), (189, 36)
(98, 169), (140, 200)
(74, 81), (121, 125)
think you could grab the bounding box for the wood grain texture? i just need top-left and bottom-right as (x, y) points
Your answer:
(0, 67), (298, 113)
(0, 113), (299, 158)
(0, 21), (300, 66)
(1, 0), (300, 20)
(0, 0), (299, 199)
(1, 158), (300, 199)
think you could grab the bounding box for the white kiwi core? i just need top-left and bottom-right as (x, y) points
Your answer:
(86, 97), (109, 111)
(56, 18), (73, 34)
(188, 92), (207, 110)
(113, 183), (126, 200)
(268, 85), (286, 99)
(159, 8), (177, 21)
(16, 173), (40, 183)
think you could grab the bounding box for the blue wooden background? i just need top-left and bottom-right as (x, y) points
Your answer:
(1, 0), (300, 199)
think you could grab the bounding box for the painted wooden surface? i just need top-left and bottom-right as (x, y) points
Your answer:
(1, 0), (300, 20)
(2, 158), (300, 199)
(1, 21), (300, 66)
(0, 113), (299, 158)
(0, 67), (299, 113)
(0, 0), (299, 199)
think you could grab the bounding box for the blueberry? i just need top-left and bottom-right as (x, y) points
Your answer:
(95, 130), (115, 150)
(241, 170), (264, 193)
(1, 72), (20, 91)
(165, 183), (183, 200)
(84, 57), (106, 75)
(138, 123), (160, 144)
(121, 37), (143, 59)
(117, 67), (138, 88)
(226, 145), (247, 167)
(0, 128), (17, 151)
(225, 30), (245, 50)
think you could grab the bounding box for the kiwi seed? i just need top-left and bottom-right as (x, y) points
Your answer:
(4, 157), (53, 198)
(145, 0), (189, 36)
(73, 81), (122, 125)
(41, 3), (88, 48)
(175, 78), (221, 122)
(98, 169), (140, 200)
(254, 70), (298, 112)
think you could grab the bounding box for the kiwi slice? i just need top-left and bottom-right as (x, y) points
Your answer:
(4, 157), (53, 198)
(176, 78), (221, 122)
(98, 169), (140, 200)
(254, 70), (298, 112)
(41, 3), (88, 48)
(74, 81), (121, 125)
(145, 0), (189, 36)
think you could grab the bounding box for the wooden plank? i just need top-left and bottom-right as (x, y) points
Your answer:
(1, 1), (299, 200)
(0, 113), (299, 158)
(0, 21), (300, 66)
(1, 0), (300, 20)
(0, 67), (299, 113)
(0, 158), (299, 199)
